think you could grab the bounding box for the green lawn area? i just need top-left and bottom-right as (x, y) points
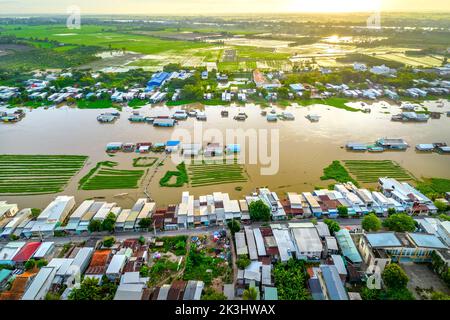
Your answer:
(128, 99), (148, 109)
(188, 161), (248, 187)
(0, 155), (87, 195)
(416, 178), (450, 198)
(76, 99), (116, 109)
(342, 160), (414, 183)
(78, 161), (144, 190)
(183, 244), (231, 286)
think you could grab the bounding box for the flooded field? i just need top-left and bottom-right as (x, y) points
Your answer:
(1, 100), (449, 210)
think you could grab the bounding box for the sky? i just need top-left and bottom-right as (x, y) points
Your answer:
(0, 0), (449, 15)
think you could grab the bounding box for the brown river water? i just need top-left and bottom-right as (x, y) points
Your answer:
(1, 100), (449, 210)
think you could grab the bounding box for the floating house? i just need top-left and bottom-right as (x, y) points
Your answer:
(165, 140), (180, 152)
(376, 138), (408, 150)
(153, 118), (176, 127)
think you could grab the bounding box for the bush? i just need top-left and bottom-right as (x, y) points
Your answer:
(227, 220), (241, 234)
(362, 213), (382, 232)
(88, 219), (102, 233)
(323, 219), (340, 234)
(236, 255), (251, 270)
(138, 218), (152, 229)
(25, 259), (36, 270)
(382, 264), (409, 289)
(102, 236), (115, 248)
(337, 206), (349, 218)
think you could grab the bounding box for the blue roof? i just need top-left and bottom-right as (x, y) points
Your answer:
(366, 232), (402, 248)
(408, 233), (447, 249)
(148, 72), (170, 86)
(335, 229), (362, 264)
(320, 265), (348, 300)
(166, 140), (180, 146)
(0, 269), (12, 283)
(308, 278), (324, 300)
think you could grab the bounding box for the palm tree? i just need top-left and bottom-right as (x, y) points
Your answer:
(242, 287), (258, 300)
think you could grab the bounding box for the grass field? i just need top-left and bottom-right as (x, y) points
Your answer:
(2, 25), (212, 55)
(342, 160), (414, 183)
(188, 162), (248, 187)
(0, 155), (87, 195)
(416, 178), (450, 198)
(79, 161), (144, 190)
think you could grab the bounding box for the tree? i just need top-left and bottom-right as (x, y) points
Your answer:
(227, 219), (241, 235)
(102, 236), (115, 248)
(101, 212), (116, 233)
(138, 236), (146, 245)
(37, 259), (48, 268)
(323, 219), (340, 234)
(242, 287), (258, 300)
(362, 213), (382, 232)
(249, 200), (271, 222)
(438, 214), (450, 222)
(337, 206), (349, 218)
(68, 277), (117, 300)
(387, 208), (397, 216)
(236, 255), (251, 270)
(382, 264), (409, 289)
(138, 218), (152, 229)
(431, 291), (450, 300)
(140, 265), (149, 277)
(88, 219), (102, 233)
(434, 200), (448, 213)
(31, 208), (41, 219)
(382, 213), (416, 232)
(25, 259), (36, 270)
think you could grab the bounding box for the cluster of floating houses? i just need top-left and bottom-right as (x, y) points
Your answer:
(105, 140), (240, 156)
(0, 109), (25, 123)
(346, 138), (409, 152)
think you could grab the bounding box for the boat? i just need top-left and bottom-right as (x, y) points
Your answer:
(234, 112), (248, 121)
(261, 110), (267, 116)
(281, 112), (295, 120)
(266, 114), (278, 122)
(368, 146), (384, 152)
(306, 114), (320, 122)
(196, 112), (207, 121)
(221, 110), (229, 117)
(188, 110), (197, 117)
(172, 110), (188, 120)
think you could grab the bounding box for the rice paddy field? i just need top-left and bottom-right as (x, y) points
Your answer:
(342, 160), (415, 183)
(0, 155), (87, 195)
(78, 161), (145, 190)
(188, 162), (248, 187)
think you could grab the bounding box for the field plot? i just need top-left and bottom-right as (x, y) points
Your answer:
(188, 162), (248, 187)
(79, 161), (144, 190)
(343, 160), (414, 183)
(0, 155), (87, 195)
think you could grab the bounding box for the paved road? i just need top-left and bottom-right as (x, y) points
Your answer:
(0, 216), (398, 245)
